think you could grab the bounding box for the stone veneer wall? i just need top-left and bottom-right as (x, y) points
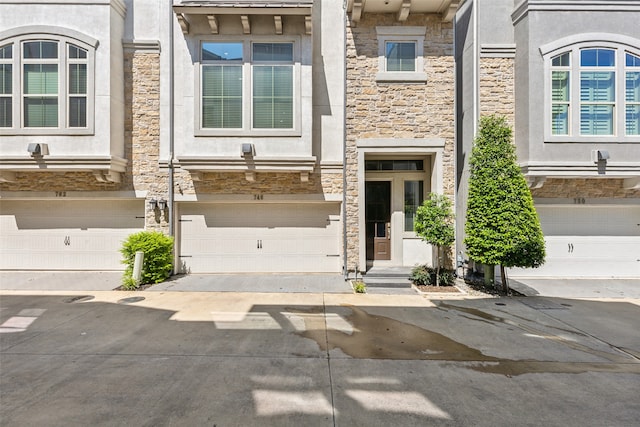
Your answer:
(176, 172), (342, 195)
(531, 178), (640, 199)
(479, 57), (515, 127)
(124, 50), (166, 232)
(345, 14), (456, 271)
(0, 171), (119, 192)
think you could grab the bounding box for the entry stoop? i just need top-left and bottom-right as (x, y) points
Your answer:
(363, 266), (414, 288)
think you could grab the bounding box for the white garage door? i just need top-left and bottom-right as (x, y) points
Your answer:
(0, 200), (145, 270)
(509, 205), (640, 278)
(178, 203), (341, 273)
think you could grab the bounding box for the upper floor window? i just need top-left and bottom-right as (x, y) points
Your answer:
(199, 39), (298, 135)
(627, 53), (640, 135)
(547, 43), (640, 141)
(376, 27), (427, 83)
(386, 42), (416, 72)
(0, 34), (94, 135)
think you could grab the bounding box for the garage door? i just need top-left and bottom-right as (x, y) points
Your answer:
(0, 200), (145, 270)
(178, 203), (341, 273)
(508, 205), (640, 278)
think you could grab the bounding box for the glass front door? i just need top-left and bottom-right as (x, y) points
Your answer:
(365, 181), (391, 260)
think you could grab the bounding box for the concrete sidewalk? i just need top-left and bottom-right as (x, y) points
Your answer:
(0, 271), (354, 293)
(1, 271), (638, 298)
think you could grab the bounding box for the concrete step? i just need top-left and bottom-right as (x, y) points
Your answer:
(363, 277), (413, 288)
(364, 267), (413, 278)
(362, 267), (413, 288)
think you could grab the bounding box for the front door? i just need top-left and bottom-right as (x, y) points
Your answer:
(365, 181), (391, 261)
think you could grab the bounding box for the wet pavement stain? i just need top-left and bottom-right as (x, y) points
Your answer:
(288, 305), (640, 377)
(292, 305), (500, 362)
(437, 303), (635, 364)
(467, 360), (640, 376)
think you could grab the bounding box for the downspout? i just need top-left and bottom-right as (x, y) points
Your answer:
(168, 1), (176, 253)
(453, 3), (459, 268)
(473, 0), (479, 137)
(342, 0), (349, 280)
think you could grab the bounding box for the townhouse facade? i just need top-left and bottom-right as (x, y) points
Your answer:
(1, 0), (638, 280)
(0, 0), (457, 277)
(456, 0), (640, 278)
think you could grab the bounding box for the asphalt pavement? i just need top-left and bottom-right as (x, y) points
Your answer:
(1, 286), (639, 426)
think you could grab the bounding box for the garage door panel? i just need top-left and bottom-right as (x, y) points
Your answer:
(179, 203), (341, 273)
(509, 206), (640, 278)
(0, 200), (144, 271)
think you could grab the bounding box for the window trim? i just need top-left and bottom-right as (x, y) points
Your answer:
(0, 26), (96, 136)
(541, 34), (640, 143)
(375, 26), (427, 83)
(195, 36), (302, 137)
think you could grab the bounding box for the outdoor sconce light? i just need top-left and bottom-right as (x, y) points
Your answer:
(148, 199), (158, 210)
(157, 199), (167, 211)
(27, 143), (49, 156)
(242, 143), (255, 157)
(592, 149), (610, 163)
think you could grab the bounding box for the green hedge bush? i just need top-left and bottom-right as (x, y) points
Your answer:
(120, 231), (174, 289)
(411, 265), (456, 287)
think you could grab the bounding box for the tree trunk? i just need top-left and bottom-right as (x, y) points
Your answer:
(500, 265), (509, 294)
(484, 264), (494, 287)
(435, 246), (441, 286)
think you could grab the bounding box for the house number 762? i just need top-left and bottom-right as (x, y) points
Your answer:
(55, 191), (67, 197)
(254, 194), (263, 200)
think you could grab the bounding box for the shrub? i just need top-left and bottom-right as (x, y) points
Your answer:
(120, 231), (174, 289)
(411, 265), (455, 287)
(353, 281), (367, 294)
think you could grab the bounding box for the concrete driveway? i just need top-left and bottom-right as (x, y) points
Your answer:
(509, 277), (640, 299)
(1, 290), (639, 426)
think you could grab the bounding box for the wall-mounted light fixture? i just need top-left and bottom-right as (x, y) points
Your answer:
(27, 143), (49, 156)
(592, 149), (610, 163)
(242, 143), (255, 157)
(157, 199), (167, 211)
(148, 199), (158, 210)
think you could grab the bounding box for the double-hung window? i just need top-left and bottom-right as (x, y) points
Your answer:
(0, 44), (12, 127)
(202, 42), (243, 129)
(199, 40), (297, 134)
(0, 34), (93, 134)
(252, 43), (293, 129)
(627, 53), (640, 135)
(579, 48), (616, 135)
(546, 41), (640, 141)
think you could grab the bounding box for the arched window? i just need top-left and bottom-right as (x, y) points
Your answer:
(543, 37), (640, 141)
(0, 31), (95, 134)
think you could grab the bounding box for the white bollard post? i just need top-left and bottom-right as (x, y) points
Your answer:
(133, 251), (144, 285)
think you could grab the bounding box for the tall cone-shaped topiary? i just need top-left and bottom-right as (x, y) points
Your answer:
(464, 115), (546, 292)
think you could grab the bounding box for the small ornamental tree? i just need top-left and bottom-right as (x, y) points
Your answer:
(415, 193), (455, 286)
(464, 115), (545, 292)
